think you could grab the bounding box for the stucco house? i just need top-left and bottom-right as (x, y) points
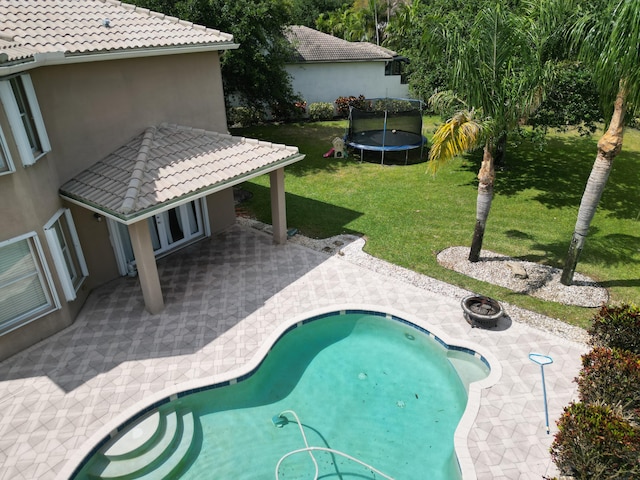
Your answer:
(284, 25), (410, 106)
(0, 0), (305, 362)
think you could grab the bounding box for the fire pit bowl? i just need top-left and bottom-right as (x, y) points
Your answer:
(461, 295), (504, 328)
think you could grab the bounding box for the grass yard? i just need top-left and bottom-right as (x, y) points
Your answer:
(230, 118), (640, 328)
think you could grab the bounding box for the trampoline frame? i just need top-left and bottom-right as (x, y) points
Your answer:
(344, 98), (427, 165)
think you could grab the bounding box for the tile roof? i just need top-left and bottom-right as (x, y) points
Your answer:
(285, 25), (396, 63)
(59, 124), (304, 222)
(0, 0), (235, 66)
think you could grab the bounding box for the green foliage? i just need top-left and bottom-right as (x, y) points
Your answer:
(588, 304), (640, 354)
(569, 0), (640, 118)
(289, 0), (345, 27)
(315, 1), (386, 43)
(528, 62), (603, 135)
(577, 347), (640, 422)
(370, 98), (415, 113)
(228, 106), (263, 127)
(550, 402), (640, 479)
(271, 98), (308, 122)
(308, 102), (335, 121)
(334, 95), (367, 117)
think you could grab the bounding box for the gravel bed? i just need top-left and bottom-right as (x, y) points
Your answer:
(237, 217), (590, 344)
(437, 247), (609, 308)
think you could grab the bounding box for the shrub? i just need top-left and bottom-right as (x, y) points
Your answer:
(334, 95), (366, 118)
(588, 304), (640, 354)
(551, 402), (640, 479)
(270, 99), (307, 122)
(577, 347), (640, 422)
(371, 98), (415, 113)
(308, 102), (334, 121)
(228, 106), (262, 127)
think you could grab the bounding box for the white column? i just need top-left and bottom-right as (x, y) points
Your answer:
(128, 220), (164, 314)
(270, 168), (287, 244)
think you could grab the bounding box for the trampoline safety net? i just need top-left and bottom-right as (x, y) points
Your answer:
(345, 99), (426, 162)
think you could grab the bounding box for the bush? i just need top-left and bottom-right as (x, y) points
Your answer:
(334, 95), (366, 118)
(577, 347), (640, 423)
(370, 98), (416, 113)
(270, 99), (307, 122)
(588, 304), (640, 354)
(308, 102), (334, 121)
(228, 106), (262, 127)
(551, 402), (640, 479)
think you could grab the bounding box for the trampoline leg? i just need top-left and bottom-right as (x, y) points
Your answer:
(405, 150), (408, 165)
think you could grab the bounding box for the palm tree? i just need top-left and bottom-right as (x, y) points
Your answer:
(560, 0), (640, 284)
(427, 2), (547, 262)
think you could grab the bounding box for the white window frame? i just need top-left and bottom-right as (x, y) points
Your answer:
(0, 123), (15, 175)
(0, 74), (51, 166)
(0, 232), (60, 336)
(44, 209), (88, 301)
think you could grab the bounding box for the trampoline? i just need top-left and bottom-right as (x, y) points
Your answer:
(345, 98), (427, 165)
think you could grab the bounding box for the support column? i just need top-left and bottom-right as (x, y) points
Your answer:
(128, 220), (164, 314)
(270, 168), (287, 244)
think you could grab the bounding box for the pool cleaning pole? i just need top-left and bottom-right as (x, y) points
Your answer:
(529, 353), (553, 434)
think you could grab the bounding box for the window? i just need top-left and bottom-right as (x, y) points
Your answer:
(44, 209), (88, 301)
(0, 124), (15, 175)
(0, 233), (60, 335)
(385, 58), (409, 85)
(0, 74), (51, 166)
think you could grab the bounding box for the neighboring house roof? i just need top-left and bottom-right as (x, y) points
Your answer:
(285, 25), (397, 63)
(0, 0), (237, 70)
(59, 124), (304, 223)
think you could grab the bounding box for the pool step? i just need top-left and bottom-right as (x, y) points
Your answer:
(90, 408), (195, 479)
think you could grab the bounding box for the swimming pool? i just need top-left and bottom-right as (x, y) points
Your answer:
(70, 310), (494, 479)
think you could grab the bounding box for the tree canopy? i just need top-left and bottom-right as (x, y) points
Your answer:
(426, 1), (550, 261)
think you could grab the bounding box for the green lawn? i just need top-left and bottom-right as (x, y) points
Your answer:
(230, 118), (640, 328)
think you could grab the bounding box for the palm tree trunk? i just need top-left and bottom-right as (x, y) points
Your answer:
(469, 143), (496, 262)
(561, 83), (627, 285)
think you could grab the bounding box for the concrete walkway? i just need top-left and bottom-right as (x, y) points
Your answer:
(0, 224), (586, 479)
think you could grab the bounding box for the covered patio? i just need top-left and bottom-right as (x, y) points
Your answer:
(60, 123), (305, 314)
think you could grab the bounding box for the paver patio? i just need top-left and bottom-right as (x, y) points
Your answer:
(0, 223), (586, 480)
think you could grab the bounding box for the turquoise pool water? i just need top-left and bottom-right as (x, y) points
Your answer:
(74, 311), (489, 479)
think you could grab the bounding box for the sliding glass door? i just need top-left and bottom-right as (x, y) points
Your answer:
(108, 199), (207, 275)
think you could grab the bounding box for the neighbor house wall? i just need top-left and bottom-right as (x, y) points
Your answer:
(285, 61), (409, 106)
(0, 51), (229, 361)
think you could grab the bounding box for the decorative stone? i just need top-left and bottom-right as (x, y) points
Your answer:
(506, 261), (528, 279)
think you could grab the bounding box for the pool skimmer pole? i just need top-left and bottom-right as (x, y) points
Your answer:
(529, 353), (553, 434)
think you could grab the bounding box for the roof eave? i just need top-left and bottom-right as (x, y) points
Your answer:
(287, 57), (392, 64)
(0, 42), (240, 76)
(59, 152), (306, 225)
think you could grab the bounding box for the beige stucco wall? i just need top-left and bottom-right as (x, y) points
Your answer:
(34, 51), (228, 183)
(0, 50), (231, 361)
(207, 188), (236, 234)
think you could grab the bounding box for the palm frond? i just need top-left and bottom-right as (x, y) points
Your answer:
(427, 110), (484, 174)
(428, 90), (468, 115)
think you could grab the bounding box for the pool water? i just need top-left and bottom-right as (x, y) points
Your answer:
(75, 312), (489, 479)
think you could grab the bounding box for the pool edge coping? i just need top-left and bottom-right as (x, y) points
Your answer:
(55, 303), (501, 480)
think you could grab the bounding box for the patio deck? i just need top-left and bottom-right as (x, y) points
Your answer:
(0, 223), (586, 480)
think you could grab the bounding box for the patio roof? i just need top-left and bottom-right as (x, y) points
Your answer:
(59, 123), (305, 223)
